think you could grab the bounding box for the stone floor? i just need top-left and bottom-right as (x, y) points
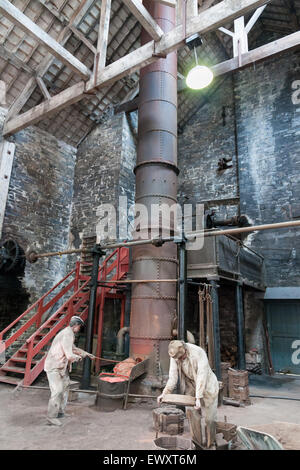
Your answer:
(0, 373), (300, 450)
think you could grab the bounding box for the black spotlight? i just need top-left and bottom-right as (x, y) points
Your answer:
(185, 33), (203, 50)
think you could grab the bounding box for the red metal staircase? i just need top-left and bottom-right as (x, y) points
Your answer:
(0, 247), (129, 386)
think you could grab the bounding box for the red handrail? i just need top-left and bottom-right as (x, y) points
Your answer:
(23, 278), (91, 386)
(0, 267), (77, 341)
(0, 249), (129, 386)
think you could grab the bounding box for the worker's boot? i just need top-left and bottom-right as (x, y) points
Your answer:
(47, 417), (62, 426)
(57, 412), (71, 418)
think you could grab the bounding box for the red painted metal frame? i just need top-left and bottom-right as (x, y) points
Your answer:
(95, 247), (129, 373)
(0, 265), (78, 349)
(23, 278), (91, 386)
(0, 247), (129, 386)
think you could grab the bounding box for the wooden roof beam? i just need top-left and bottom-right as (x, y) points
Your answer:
(0, 0), (91, 80)
(3, 0), (272, 136)
(122, 0), (164, 41)
(178, 30), (300, 91)
(94, 0), (112, 80)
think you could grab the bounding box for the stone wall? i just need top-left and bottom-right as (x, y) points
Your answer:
(235, 50), (300, 286)
(0, 106), (76, 327)
(178, 75), (239, 221)
(68, 112), (136, 258)
(178, 49), (300, 288)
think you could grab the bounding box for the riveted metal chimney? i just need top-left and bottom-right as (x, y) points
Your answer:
(130, 0), (178, 386)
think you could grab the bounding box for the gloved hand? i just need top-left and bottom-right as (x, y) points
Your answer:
(157, 394), (164, 404)
(73, 354), (82, 362)
(194, 398), (201, 410)
(87, 353), (96, 360)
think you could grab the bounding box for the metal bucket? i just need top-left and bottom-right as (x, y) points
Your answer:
(154, 436), (195, 450)
(96, 376), (127, 412)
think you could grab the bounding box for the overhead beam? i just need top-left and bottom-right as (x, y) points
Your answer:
(245, 4), (267, 33)
(114, 96), (139, 114)
(68, 25), (97, 54)
(0, 0), (91, 80)
(36, 77), (51, 100)
(4, 82), (86, 135)
(178, 30), (300, 90)
(3, 0), (271, 136)
(95, 0), (112, 77)
(0, 81), (6, 106)
(87, 0), (271, 92)
(4, 0), (92, 121)
(122, 0), (164, 41)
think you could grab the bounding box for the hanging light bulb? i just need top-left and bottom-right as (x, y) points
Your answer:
(186, 65), (214, 89)
(186, 46), (214, 90)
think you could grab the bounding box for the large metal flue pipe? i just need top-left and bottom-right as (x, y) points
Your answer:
(129, 0), (178, 383)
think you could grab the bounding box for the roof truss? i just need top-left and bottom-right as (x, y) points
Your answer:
(3, 0), (274, 137)
(0, 0), (91, 80)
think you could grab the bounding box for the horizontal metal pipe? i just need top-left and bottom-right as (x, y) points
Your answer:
(27, 219), (300, 261)
(98, 279), (178, 284)
(250, 394), (300, 402)
(186, 219), (300, 240)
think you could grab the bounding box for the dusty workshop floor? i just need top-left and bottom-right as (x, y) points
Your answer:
(0, 374), (300, 450)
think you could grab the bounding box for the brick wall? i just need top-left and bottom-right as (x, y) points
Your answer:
(178, 45), (300, 370)
(235, 50), (300, 286)
(178, 75), (239, 221)
(179, 50), (300, 288)
(68, 112), (136, 257)
(0, 107), (76, 316)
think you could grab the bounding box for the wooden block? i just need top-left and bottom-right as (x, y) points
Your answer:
(223, 397), (242, 407)
(216, 433), (229, 450)
(186, 407), (204, 447)
(216, 421), (237, 442)
(162, 394), (196, 407)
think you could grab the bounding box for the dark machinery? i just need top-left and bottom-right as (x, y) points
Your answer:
(0, 239), (26, 275)
(205, 211), (250, 230)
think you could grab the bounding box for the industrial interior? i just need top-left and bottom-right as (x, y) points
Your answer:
(0, 0), (300, 452)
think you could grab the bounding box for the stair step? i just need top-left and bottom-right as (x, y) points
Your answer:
(10, 358), (38, 365)
(0, 375), (22, 385)
(20, 341), (43, 351)
(1, 366), (26, 374)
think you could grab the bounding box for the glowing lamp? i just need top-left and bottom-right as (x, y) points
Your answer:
(186, 65), (214, 90)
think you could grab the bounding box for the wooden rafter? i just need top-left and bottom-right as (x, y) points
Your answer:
(0, 0), (91, 80)
(4, 0), (92, 121)
(36, 77), (51, 100)
(122, 0), (164, 41)
(3, 0), (272, 137)
(95, 0), (112, 78)
(178, 30), (300, 90)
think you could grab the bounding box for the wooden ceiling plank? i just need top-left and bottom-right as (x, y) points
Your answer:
(0, 0), (91, 79)
(4, 0), (272, 136)
(4, 0), (93, 121)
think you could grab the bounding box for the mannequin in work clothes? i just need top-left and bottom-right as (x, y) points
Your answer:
(44, 316), (95, 426)
(157, 340), (219, 447)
